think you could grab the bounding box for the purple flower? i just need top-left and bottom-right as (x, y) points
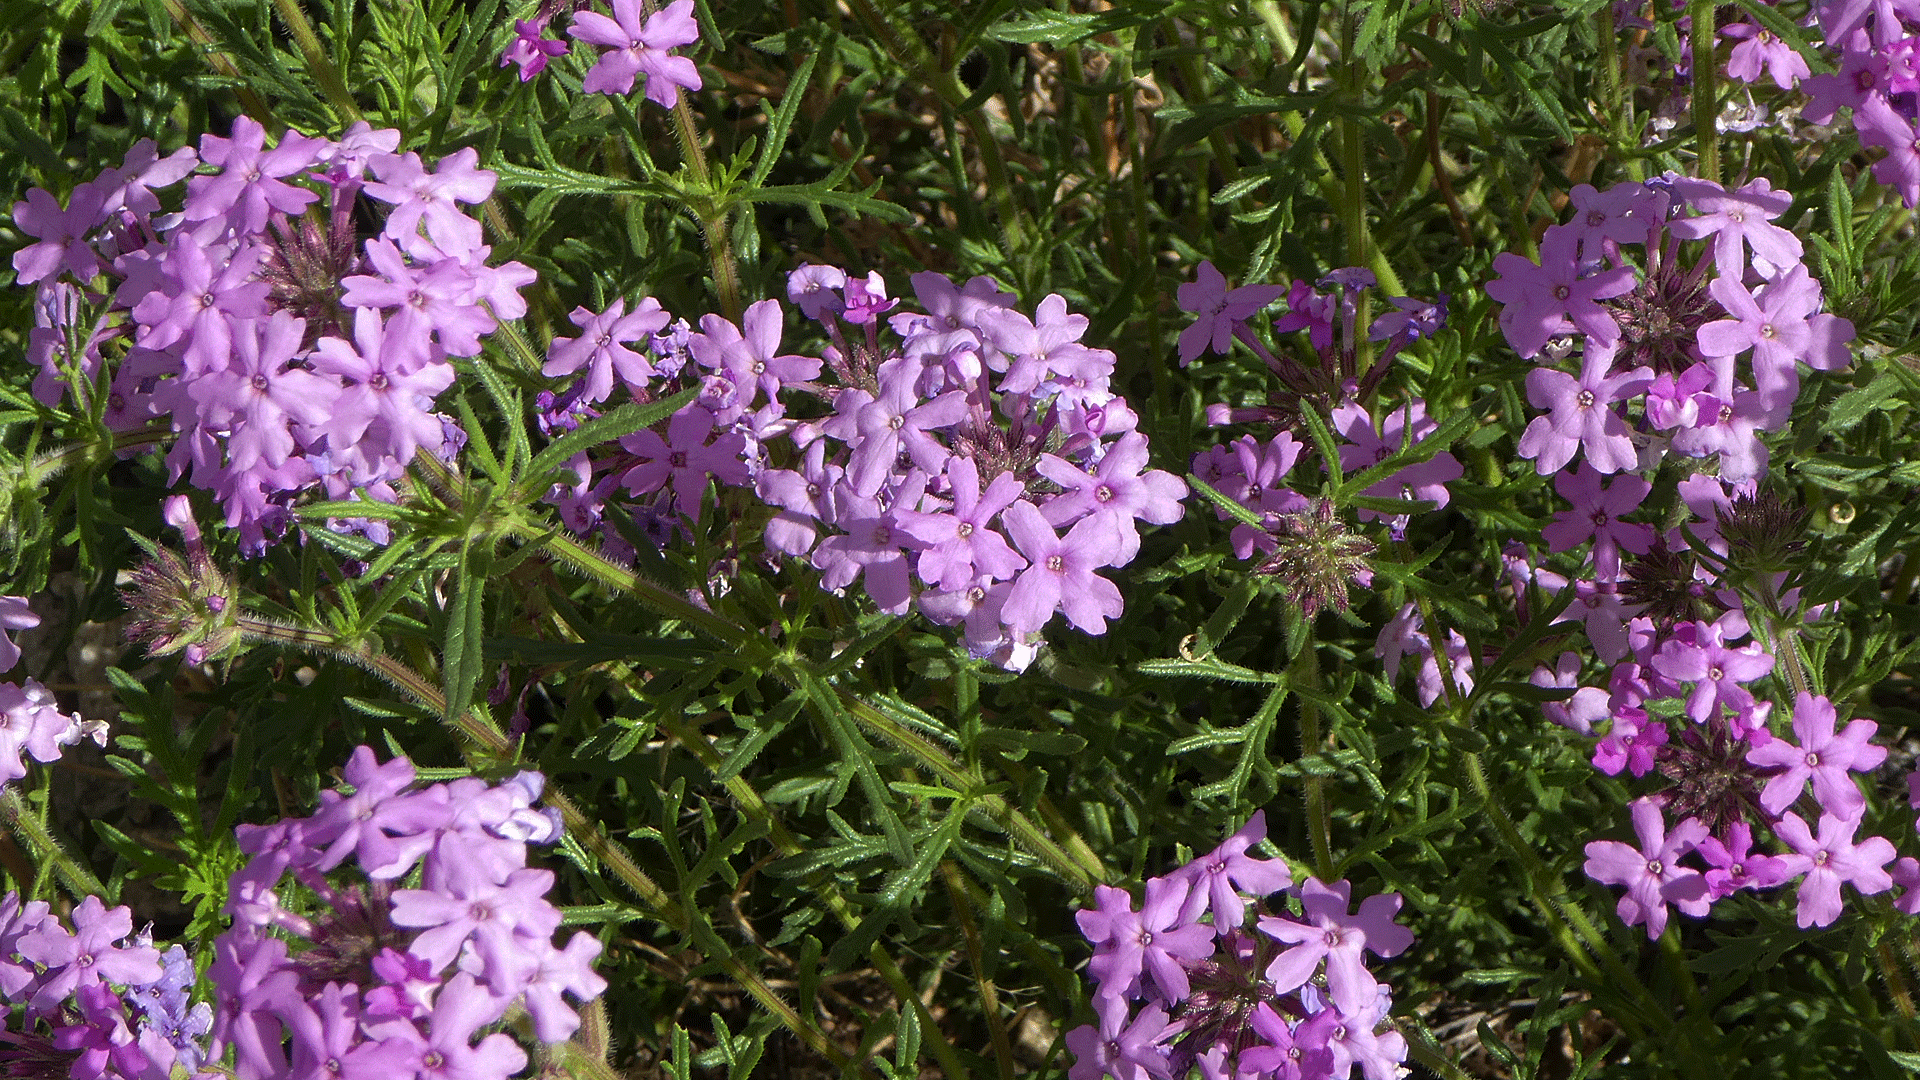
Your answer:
(1667, 177), (1802, 275)
(391, 861), (563, 985)
(1170, 811), (1293, 933)
(691, 300), (822, 405)
(365, 148), (497, 257)
(1064, 995), (1173, 1080)
(846, 360), (968, 497)
(1256, 878), (1413, 1016)
(999, 501), (1126, 636)
(897, 457), (1027, 590)
(1331, 400), (1463, 522)
(618, 408), (748, 519)
(183, 117), (325, 236)
(16, 896), (164, 1014)
(1649, 622), (1773, 723)
(9, 181), (109, 284)
(542, 298), (670, 403)
(1485, 229), (1635, 358)
(1582, 798), (1711, 938)
(1036, 432), (1187, 560)
(185, 311), (338, 473)
(0, 596), (38, 674)
(1543, 463), (1655, 578)
(1175, 261), (1284, 365)
(1746, 692), (1887, 820)
(1514, 354), (1654, 475)
(1077, 879), (1214, 1006)
(1722, 22), (1811, 88)
(1773, 811), (1897, 928)
(569, 0), (703, 107)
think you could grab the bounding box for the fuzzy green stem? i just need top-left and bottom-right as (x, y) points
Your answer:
(270, 0), (361, 125)
(942, 861), (1019, 1080)
(28, 423), (172, 487)
(1689, 0), (1719, 182)
(1292, 629), (1335, 882)
(1459, 752), (1664, 1037)
(0, 788), (106, 899)
(664, 76), (741, 319)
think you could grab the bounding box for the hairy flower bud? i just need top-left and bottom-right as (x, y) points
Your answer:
(1716, 488), (1809, 573)
(120, 544), (239, 663)
(1253, 499), (1376, 618)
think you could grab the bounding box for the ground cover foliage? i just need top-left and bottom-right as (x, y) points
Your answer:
(3, 0), (1920, 1077)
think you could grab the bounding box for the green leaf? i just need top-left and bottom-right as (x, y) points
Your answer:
(442, 538), (492, 728)
(1137, 656), (1281, 684)
(750, 49), (821, 187)
(525, 389), (698, 485)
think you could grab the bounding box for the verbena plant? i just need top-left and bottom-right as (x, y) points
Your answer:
(2, 1), (1920, 1078)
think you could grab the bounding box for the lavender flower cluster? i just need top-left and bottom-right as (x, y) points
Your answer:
(0, 893), (203, 1080)
(1709, 0), (1920, 207)
(1178, 264), (1457, 619)
(215, 747), (605, 1080)
(9, 118), (534, 553)
(536, 269), (1187, 670)
(1469, 174), (1920, 934)
(0, 747), (602, 1080)
(1069, 813), (1413, 1080)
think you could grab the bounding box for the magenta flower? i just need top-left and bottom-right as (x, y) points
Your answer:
(1697, 822), (1794, 900)
(1077, 878), (1214, 1006)
(1170, 811), (1293, 933)
(1514, 354), (1653, 475)
(1000, 500), (1126, 636)
(1746, 693), (1887, 820)
(570, 0), (703, 106)
(1582, 798), (1711, 939)
(500, 18), (569, 81)
(1772, 811), (1897, 928)
(1256, 877), (1413, 1016)
(1485, 229), (1635, 358)
(1592, 707), (1667, 777)
(1175, 261), (1284, 365)
(1543, 463), (1655, 578)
